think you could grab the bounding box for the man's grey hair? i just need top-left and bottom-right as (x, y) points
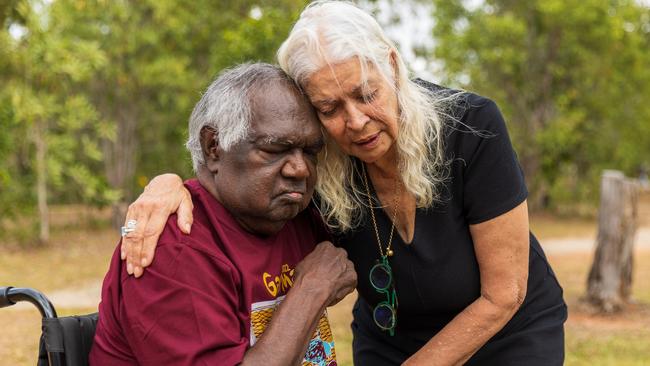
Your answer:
(186, 62), (297, 171)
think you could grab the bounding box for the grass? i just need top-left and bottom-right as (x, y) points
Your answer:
(530, 212), (597, 240)
(0, 227), (117, 293)
(1, 202), (649, 365)
(566, 327), (650, 366)
(550, 251), (650, 366)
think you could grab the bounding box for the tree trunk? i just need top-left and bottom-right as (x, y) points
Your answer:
(103, 104), (138, 229)
(519, 148), (546, 210)
(34, 121), (49, 244)
(585, 170), (639, 312)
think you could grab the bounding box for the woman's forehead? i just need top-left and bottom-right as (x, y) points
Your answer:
(305, 60), (382, 98)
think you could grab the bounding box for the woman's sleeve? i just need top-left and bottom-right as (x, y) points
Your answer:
(459, 98), (528, 225)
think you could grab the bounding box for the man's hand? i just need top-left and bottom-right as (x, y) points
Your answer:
(293, 241), (357, 307)
(241, 241), (357, 366)
(121, 173), (193, 277)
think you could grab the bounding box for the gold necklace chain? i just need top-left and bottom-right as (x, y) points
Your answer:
(362, 164), (400, 258)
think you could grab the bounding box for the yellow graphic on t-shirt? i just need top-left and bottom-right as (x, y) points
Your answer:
(250, 297), (337, 366)
(263, 263), (295, 297)
(250, 303), (275, 340)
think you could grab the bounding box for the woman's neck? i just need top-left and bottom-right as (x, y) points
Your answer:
(366, 145), (400, 180)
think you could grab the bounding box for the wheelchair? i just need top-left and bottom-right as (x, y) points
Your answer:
(0, 286), (98, 366)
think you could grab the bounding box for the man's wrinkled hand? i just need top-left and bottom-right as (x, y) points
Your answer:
(294, 241), (357, 307)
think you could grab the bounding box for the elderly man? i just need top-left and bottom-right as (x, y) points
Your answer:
(90, 63), (357, 366)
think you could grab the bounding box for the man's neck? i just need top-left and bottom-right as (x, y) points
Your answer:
(196, 168), (286, 236)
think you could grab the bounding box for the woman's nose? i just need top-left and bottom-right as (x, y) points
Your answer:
(344, 103), (369, 131)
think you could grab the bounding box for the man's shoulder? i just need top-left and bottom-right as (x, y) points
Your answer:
(122, 217), (241, 300)
(157, 213), (234, 269)
(156, 178), (236, 263)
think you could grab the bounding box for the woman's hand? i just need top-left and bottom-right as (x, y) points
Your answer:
(121, 173), (194, 277)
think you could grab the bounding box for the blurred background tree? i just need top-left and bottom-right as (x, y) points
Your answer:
(1, 0), (308, 242)
(2, 0), (111, 243)
(430, 0), (650, 211)
(0, 0), (648, 244)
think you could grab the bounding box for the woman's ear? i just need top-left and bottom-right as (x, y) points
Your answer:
(389, 50), (399, 87)
(200, 126), (220, 173)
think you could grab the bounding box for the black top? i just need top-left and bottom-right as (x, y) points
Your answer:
(335, 81), (567, 365)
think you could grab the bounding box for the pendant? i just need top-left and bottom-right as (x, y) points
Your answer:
(387, 249), (394, 257)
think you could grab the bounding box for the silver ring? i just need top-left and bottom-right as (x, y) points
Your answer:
(121, 219), (138, 237)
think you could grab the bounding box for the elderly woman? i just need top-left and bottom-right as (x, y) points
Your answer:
(121, 1), (566, 365)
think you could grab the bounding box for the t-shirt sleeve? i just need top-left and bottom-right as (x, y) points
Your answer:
(459, 98), (528, 224)
(120, 240), (248, 366)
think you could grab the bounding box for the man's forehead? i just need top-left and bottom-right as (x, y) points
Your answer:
(247, 85), (321, 143)
(250, 80), (304, 108)
(251, 134), (293, 144)
(248, 128), (321, 145)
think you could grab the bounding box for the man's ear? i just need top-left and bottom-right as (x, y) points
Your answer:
(200, 126), (220, 173)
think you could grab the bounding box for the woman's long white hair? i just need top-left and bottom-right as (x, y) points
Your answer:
(278, 0), (450, 232)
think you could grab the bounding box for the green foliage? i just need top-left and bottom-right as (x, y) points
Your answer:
(217, 2), (308, 65)
(0, 0), (309, 241)
(431, 0), (650, 211)
(0, 93), (31, 218)
(8, 0), (114, 203)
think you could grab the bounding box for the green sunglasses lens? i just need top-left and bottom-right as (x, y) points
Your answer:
(370, 263), (392, 291)
(373, 302), (396, 330)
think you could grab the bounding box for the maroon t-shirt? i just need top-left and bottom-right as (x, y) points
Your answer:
(90, 179), (336, 366)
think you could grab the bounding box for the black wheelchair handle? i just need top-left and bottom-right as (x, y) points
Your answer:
(0, 286), (15, 308)
(0, 286), (58, 318)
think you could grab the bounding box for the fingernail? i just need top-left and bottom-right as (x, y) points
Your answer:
(141, 257), (148, 266)
(184, 223), (191, 234)
(127, 263), (134, 274)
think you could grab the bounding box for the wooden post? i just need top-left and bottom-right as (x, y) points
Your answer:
(34, 120), (49, 244)
(585, 170), (639, 312)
